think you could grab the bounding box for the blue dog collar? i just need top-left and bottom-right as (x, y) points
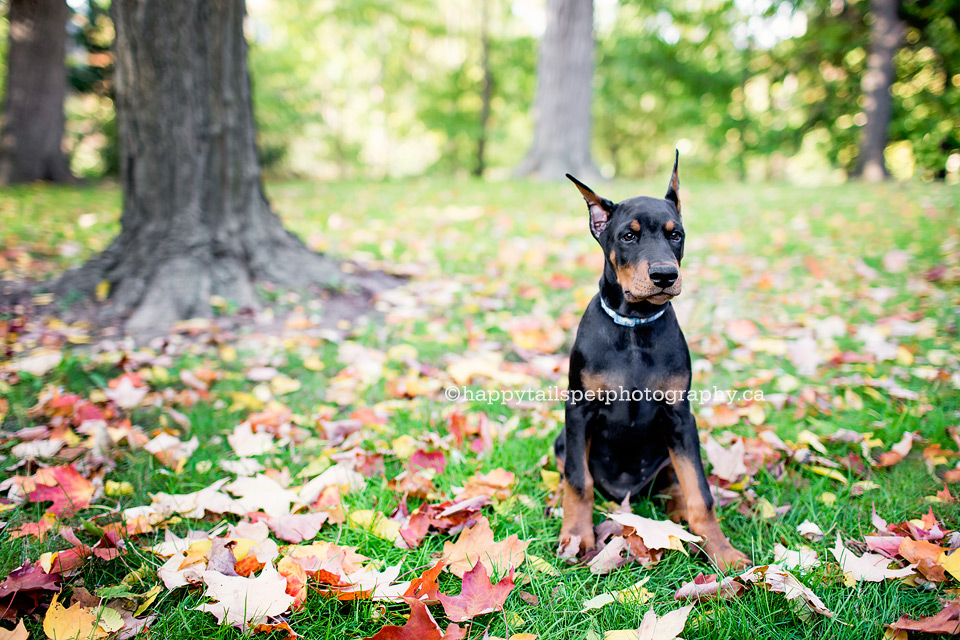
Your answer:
(599, 296), (667, 327)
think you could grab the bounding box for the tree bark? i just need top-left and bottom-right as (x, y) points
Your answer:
(853, 0), (903, 182)
(473, 0), (493, 178)
(55, 0), (367, 334)
(514, 0), (599, 180)
(0, 0), (76, 184)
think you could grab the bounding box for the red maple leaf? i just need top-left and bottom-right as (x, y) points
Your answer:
(437, 562), (515, 622)
(364, 598), (464, 640)
(25, 465), (94, 516)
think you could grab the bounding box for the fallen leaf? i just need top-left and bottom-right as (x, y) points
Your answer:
(637, 603), (694, 640)
(830, 536), (915, 582)
(705, 437), (747, 482)
(773, 544), (819, 571)
(439, 517), (529, 578)
(587, 536), (631, 575)
(674, 573), (745, 602)
(875, 432), (914, 467)
(364, 598), (465, 640)
(890, 600), (960, 635)
(0, 620), (28, 640)
(42, 595), (99, 640)
(739, 564), (834, 618)
(606, 512), (701, 551)
(194, 564), (295, 627)
(438, 562), (515, 622)
(797, 520), (825, 542)
(582, 577), (651, 612)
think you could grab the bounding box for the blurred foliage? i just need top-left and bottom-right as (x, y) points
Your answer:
(0, 0), (957, 181)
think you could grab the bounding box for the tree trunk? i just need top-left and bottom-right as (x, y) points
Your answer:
(55, 0), (363, 334)
(514, 0), (599, 180)
(473, 0), (493, 178)
(853, 0), (903, 182)
(0, 0), (75, 184)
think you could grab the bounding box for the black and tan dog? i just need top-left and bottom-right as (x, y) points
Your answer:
(554, 154), (751, 569)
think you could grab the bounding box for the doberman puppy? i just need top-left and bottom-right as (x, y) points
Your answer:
(554, 154), (751, 569)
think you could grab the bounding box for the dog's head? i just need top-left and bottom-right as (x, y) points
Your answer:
(567, 152), (684, 305)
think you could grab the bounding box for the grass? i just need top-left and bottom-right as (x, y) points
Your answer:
(0, 177), (959, 639)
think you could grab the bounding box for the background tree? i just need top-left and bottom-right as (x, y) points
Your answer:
(0, 0), (75, 184)
(853, 0), (903, 180)
(56, 0), (365, 334)
(515, 0), (599, 179)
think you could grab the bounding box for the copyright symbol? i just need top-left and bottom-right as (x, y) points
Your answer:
(444, 386), (461, 401)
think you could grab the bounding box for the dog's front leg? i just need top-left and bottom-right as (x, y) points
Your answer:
(666, 407), (751, 570)
(559, 401), (596, 553)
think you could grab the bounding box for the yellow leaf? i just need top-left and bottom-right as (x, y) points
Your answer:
(391, 434), (418, 459)
(270, 376), (301, 395)
(526, 554), (560, 576)
(105, 481), (134, 497)
(350, 510), (401, 541)
(604, 631), (639, 640)
(820, 492), (837, 505)
(303, 355), (325, 371)
(43, 595), (100, 640)
(756, 498), (778, 519)
(95, 280), (110, 301)
(540, 469), (560, 492)
(219, 345), (237, 363)
(134, 586), (162, 617)
(805, 465), (848, 484)
(797, 430), (827, 454)
(938, 550), (960, 582)
(39, 553), (56, 574)
(95, 607), (124, 634)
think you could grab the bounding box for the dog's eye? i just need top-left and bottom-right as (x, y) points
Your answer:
(621, 231), (637, 242)
(670, 231), (683, 242)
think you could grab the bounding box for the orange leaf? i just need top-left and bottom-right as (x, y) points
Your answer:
(403, 560), (446, 602)
(898, 538), (944, 564)
(439, 517), (529, 578)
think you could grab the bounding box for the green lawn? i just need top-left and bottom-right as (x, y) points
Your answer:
(1, 177), (959, 639)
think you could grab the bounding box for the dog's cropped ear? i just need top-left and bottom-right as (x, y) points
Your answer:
(665, 150), (680, 215)
(566, 173), (614, 240)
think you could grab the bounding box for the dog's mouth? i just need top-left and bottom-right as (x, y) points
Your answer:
(623, 289), (676, 305)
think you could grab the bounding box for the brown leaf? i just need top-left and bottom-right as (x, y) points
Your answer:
(674, 573), (746, 602)
(439, 562), (515, 622)
(890, 600), (960, 635)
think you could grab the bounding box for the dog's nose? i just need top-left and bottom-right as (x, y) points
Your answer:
(648, 264), (679, 289)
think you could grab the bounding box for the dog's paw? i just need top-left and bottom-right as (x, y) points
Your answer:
(707, 544), (752, 571)
(558, 526), (596, 558)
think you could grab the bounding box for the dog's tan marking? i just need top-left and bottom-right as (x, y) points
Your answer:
(580, 371), (625, 393)
(630, 220), (641, 232)
(665, 220), (675, 232)
(668, 452), (750, 569)
(559, 438), (595, 551)
(655, 372), (690, 404)
(609, 250), (616, 264)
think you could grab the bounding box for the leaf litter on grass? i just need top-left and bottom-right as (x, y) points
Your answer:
(0, 180), (959, 638)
